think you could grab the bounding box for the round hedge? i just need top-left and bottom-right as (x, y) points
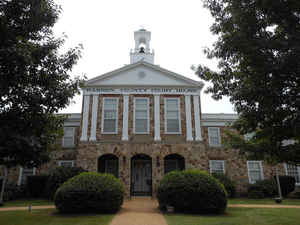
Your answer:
(54, 172), (125, 213)
(212, 173), (236, 198)
(45, 166), (86, 199)
(157, 170), (227, 214)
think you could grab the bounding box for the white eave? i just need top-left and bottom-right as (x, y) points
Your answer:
(84, 61), (204, 88)
(202, 113), (238, 127)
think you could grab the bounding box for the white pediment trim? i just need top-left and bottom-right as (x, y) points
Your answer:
(85, 61), (204, 88)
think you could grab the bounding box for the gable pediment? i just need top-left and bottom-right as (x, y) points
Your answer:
(85, 62), (204, 88)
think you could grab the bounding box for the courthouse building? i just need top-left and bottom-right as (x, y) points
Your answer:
(17, 29), (299, 196)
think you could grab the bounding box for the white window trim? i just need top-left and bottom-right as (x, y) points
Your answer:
(208, 127), (221, 147)
(247, 161), (264, 184)
(209, 160), (225, 174)
(62, 127), (75, 148)
(58, 160), (75, 167)
(18, 167), (36, 186)
(164, 97), (182, 134)
(284, 163), (300, 186)
(101, 97), (119, 134)
(133, 97), (150, 134)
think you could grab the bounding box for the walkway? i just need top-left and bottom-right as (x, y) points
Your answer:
(109, 197), (168, 225)
(1, 199), (300, 214)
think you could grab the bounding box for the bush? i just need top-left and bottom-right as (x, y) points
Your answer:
(44, 166), (86, 199)
(54, 172), (125, 213)
(26, 175), (49, 198)
(157, 170), (227, 214)
(248, 179), (277, 199)
(212, 173), (236, 198)
(0, 180), (26, 201)
(275, 175), (296, 197)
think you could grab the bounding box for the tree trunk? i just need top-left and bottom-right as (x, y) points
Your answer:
(0, 166), (8, 206)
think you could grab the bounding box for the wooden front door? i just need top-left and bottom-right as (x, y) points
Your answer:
(131, 159), (152, 196)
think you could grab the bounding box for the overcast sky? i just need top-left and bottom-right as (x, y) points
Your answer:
(54, 0), (235, 114)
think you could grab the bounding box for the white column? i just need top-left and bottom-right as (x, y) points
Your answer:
(122, 94), (129, 141)
(185, 95), (193, 141)
(154, 94), (161, 141)
(80, 95), (90, 141)
(89, 95), (99, 141)
(193, 95), (202, 141)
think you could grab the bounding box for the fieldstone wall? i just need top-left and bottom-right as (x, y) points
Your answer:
(76, 140), (286, 197)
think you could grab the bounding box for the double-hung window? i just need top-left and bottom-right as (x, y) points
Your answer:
(134, 98), (149, 134)
(247, 161), (264, 184)
(62, 127), (75, 148)
(285, 164), (300, 186)
(102, 98), (118, 134)
(165, 98), (181, 134)
(208, 127), (221, 147)
(209, 160), (225, 174)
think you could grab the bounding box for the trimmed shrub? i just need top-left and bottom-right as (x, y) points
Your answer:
(275, 175), (296, 197)
(212, 173), (236, 198)
(54, 172), (125, 213)
(248, 179), (277, 199)
(27, 175), (49, 198)
(44, 166), (86, 199)
(0, 180), (26, 201)
(157, 170), (227, 214)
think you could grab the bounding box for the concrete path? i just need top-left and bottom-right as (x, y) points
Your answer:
(0, 205), (55, 212)
(229, 204), (300, 209)
(109, 197), (168, 225)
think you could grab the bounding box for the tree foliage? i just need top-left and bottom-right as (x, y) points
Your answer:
(198, 0), (300, 164)
(0, 0), (83, 169)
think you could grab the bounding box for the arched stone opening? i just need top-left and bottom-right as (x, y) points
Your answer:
(131, 154), (152, 196)
(98, 154), (119, 178)
(164, 154), (185, 174)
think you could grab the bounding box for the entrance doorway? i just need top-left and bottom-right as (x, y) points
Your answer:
(131, 154), (152, 196)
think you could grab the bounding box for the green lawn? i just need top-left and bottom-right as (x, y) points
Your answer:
(2, 199), (53, 207)
(165, 208), (300, 225)
(0, 209), (114, 225)
(229, 198), (300, 205)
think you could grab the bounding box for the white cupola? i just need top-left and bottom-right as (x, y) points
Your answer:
(130, 28), (154, 64)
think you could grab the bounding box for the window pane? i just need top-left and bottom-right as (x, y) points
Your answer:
(248, 162), (260, 170)
(104, 110), (116, 119)
(210, 161), (225, 174)
(104, 99), (117, 109)
(103, 119), (116, 132)
(64, 127), (74, 136)
(166, 111), (179, 119)
(136, 99), (147, 109)
(250, 171), (262, 182)
(64, 137), (74, 147)
(166, 99), (179, 109)
(167, 119), (180, 132)
(135, 110), (147, 118)
(136, 119), (147, 133)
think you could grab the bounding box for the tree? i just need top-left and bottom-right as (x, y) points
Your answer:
(197, 0), (300, 165)
(0, 0), (83, 205)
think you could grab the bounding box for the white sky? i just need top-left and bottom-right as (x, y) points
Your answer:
(54, 0), (235, 114)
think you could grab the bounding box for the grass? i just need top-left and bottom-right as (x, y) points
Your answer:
(0, 209), (114, 225)
(2, 199), (53, 207)
(229, 198), (300, 205)
(164, 207), (300, 225)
